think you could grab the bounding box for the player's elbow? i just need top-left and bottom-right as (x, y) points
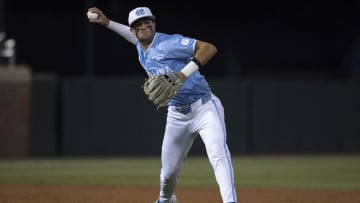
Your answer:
(197, 40), (217, 56)
(209, 43), (218, 57)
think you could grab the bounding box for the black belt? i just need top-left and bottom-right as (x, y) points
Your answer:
(175, 94), (211, 115)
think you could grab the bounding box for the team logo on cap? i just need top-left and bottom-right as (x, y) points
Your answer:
(135, 8), (146, 16)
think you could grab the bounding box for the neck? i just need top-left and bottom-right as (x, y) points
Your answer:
(140, 37), (154, 50)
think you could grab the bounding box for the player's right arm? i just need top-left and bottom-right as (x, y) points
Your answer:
(87, 7), (137, 45)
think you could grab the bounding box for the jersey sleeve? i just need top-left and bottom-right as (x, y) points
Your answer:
(161, 34), (196, 59)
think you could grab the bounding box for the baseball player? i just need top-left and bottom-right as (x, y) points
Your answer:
(87, 6), (237, 203)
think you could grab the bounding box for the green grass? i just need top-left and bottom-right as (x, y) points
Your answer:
(0, 155), (359, 189)
(230, 155), (360, 189)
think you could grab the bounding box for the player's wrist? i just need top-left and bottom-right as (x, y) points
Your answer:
(180, 57), (201, 77)
(177, 71), (187, 82)
(190, 57), (202, 68)
(106, 20), (116, 28)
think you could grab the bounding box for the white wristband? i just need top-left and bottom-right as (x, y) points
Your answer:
(180, 61), (199, 77)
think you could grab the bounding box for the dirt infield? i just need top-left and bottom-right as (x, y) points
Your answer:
(0, 185), (359, 203)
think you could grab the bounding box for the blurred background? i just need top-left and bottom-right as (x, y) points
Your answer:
(0, 0), (359, 157)
(2, 1), (360, 77)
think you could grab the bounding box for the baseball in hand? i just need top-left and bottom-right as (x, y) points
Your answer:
(87, 11), (99, 20)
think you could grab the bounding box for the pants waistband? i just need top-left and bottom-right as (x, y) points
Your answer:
(175, 94), (211, 115)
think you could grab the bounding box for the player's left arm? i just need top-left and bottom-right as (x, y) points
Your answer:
(178, 40), (217, 81)
(193, 40), (217, 67)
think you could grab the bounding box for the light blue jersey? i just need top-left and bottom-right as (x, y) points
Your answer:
(136, 32), (211, 107)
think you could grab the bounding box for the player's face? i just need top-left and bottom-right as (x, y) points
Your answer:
(131, 19), (156, 44)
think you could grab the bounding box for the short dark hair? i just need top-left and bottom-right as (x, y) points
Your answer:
(130, 17), (156, 28)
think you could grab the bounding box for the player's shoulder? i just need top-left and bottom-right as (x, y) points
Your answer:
(156, 32), (183, 40)
(157, 32), (194, 45)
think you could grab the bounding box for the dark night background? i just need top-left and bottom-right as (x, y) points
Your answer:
(1, 1), (360, 157)
(2, 0), (360, 78)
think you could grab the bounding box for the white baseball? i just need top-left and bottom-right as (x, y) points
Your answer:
(87, 11), (99, 20)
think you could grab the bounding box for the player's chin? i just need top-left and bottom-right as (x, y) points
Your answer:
(140, 30), (153, 37)
(139, 35), (154, 43)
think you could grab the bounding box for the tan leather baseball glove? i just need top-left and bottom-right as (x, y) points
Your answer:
(143, 72), (183, 109)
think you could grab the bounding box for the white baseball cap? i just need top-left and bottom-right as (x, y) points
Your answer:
(128, 7), (156, 27)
